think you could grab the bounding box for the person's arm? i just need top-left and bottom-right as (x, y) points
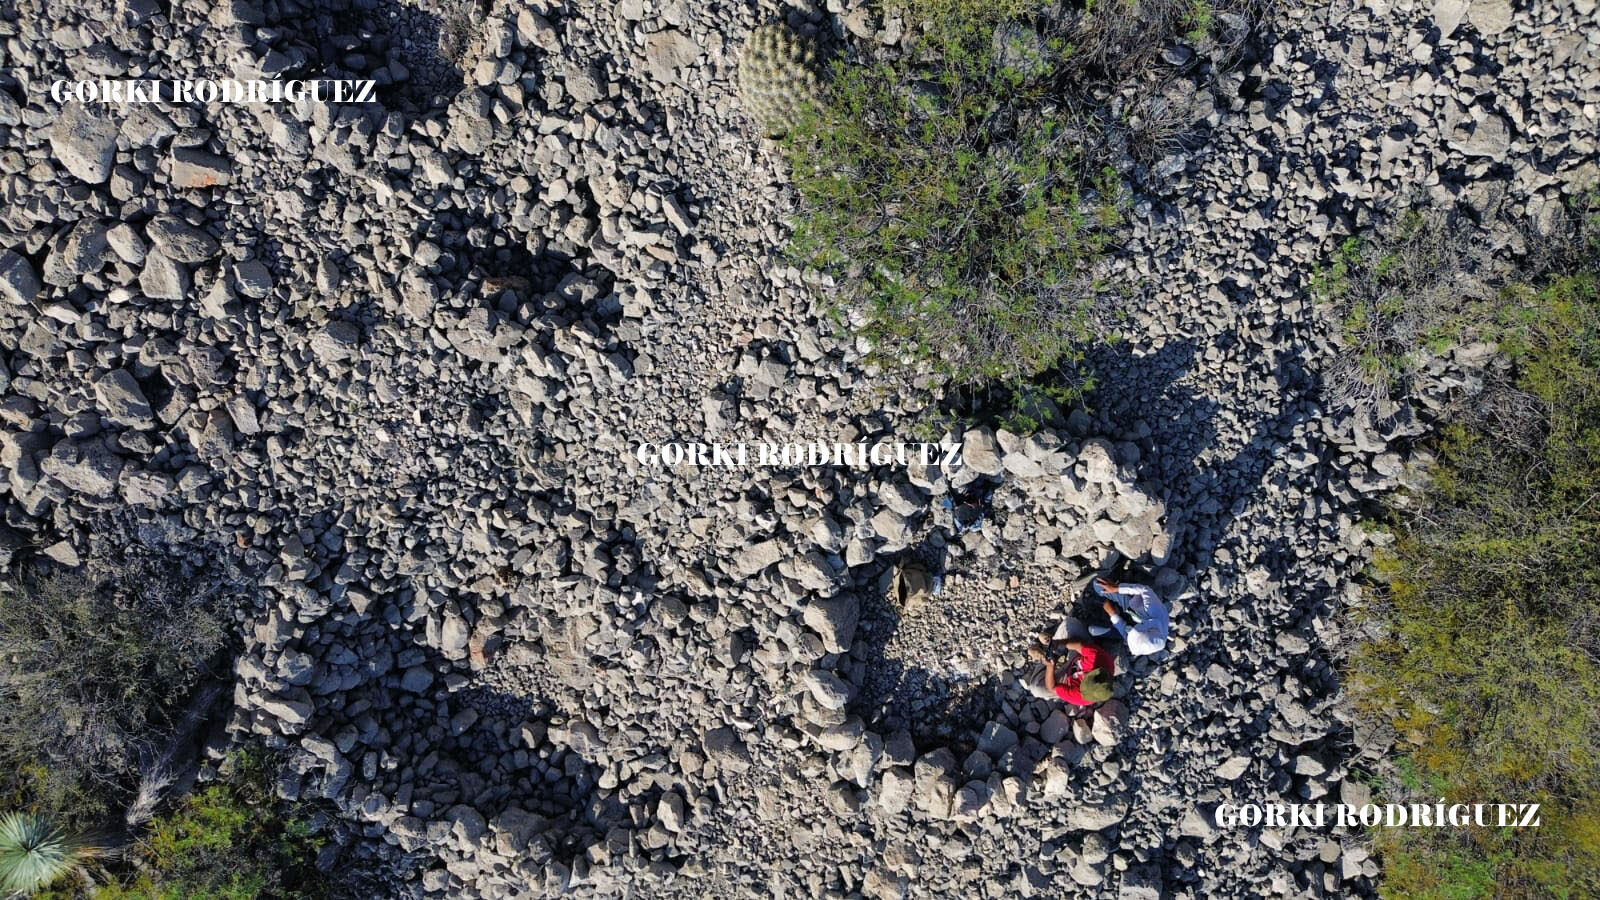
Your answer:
(1119, 583), (1158, 617)
(1042, 658), (1057, 693)
(1062, 641), (1092, 676)
(1108, 614), (1129, 639)
(1102, 600), (1130, 638)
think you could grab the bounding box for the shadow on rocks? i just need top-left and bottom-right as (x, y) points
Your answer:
(405, 192), (630, 355)
(261, 0), (477, 112)
(1079, 330), (1322, 577)
(261, 602), (631, 893)
(1079, 336), (1216, 500)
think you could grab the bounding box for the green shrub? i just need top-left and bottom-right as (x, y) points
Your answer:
(783, 1), (1109, 387)
(780, 0), (1257, 394)
(1315, 195), (1600, 419)
(92, 752), (327, 900)
(1310, 209), (1512, 417)
(1349, 247), (1600, 895)
(0, 532), (238, 827)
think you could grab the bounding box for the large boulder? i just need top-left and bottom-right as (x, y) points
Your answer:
(1092, 699), (1129, 747)
(802, 595), (860, 653)
(49, 106), (119, 183)
(94, 369), (154, 429)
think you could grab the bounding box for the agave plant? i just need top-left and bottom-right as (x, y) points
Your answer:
(0, 812), (105, 894)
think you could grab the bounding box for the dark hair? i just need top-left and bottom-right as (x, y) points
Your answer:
(1107, 557), (1150, 585)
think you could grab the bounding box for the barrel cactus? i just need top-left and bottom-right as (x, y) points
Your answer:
(738, 23), (824, 136)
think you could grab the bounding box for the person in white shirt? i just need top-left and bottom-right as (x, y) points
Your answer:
(1089, 575), (1169, 656)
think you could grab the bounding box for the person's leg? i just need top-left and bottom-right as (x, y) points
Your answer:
(1061, 617), (1091, 642)
(1089, 619), (1130, 639)
(1022, 661), (1056, 700)
(1036, 619), (1072, 647)
(1040, 618), (1083, 655)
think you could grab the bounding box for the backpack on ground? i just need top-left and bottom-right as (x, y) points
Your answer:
(892, 559), (934, 611)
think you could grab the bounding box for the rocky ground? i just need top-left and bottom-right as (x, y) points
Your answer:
(0, 0), (1596, 896)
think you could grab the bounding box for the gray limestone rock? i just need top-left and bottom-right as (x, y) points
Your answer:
(94, 369), (154, 429)
(644, 29), (700, 85)
(1118, 865), (1163, 900)
(43, 219), (112, 286)
(703, 726), (752, 773)
(961, 427), (1003, 475)
(804, 670), (852, 710)
(311, 321), (361, 363)
(1040, 710), (1073, 744)
(1455, 113), (1511, 157)
(1078, 439), (1118, 484)
(120, 469), (174, 505)
(185, 408), (234, 460)
(977, 721), (1018, 756)
(170, 147), (233, 188)
(1216, 756), (1251, 780)
(40, 439), (123, 497)
(869, 505), (912, 547)
(105, 224), (148, 264)
(234, 259), (274, 298)
(43, 540), (81, 567)
(0, 251), (41, 305)
(878, 766), (915, 813)
(401, 666), (435, 693)
(1067, 795), (1131, 832)
(658, 792), (686, 832)
(146, 215), (220, 262)
(138, 252), (190, 300)
(49, 106), (120, 183)
(1092, 700), (1129, 747)
(259, 692), (314, 727)
(802, 595), (860, 654)
(1432, 0), (1470, 36)
(1466, 0), (1514, 35)
(733, 539), (781, 577)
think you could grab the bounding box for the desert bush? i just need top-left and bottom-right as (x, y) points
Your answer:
(1314, 194), (1600, 419)
(0, 527), (241, 827)
(1348, 238), (1600, 894)
(779, 0), (1258, 394)
(87, 751), (328, 900)
(1311, 209), (1513, 417)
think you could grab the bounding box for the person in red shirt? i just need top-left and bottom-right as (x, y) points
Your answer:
(1027, 633), (1115, 706)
